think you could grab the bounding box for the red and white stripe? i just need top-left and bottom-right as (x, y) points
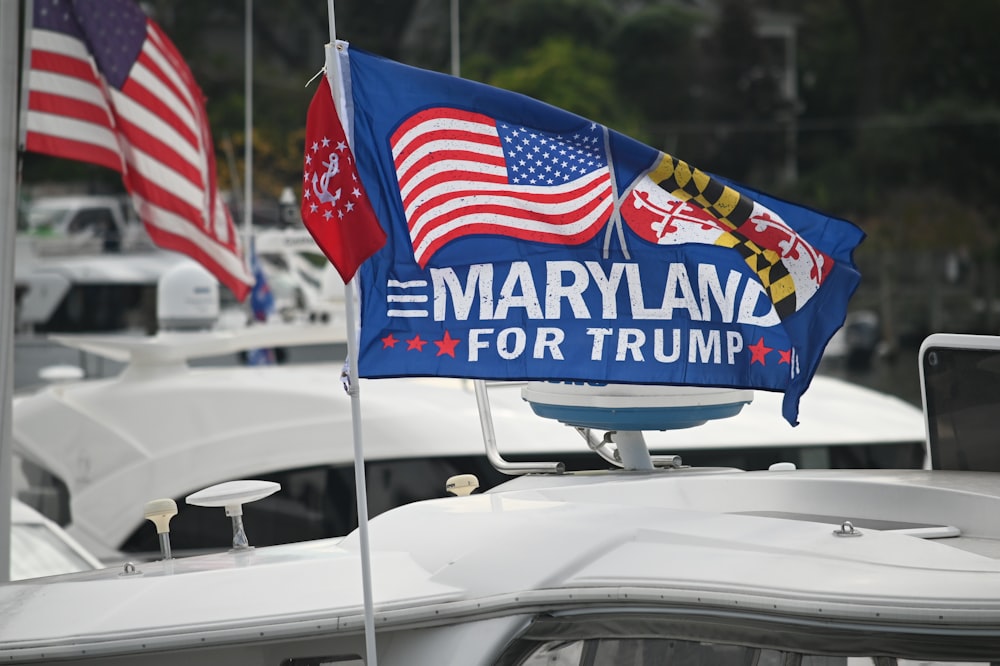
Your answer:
(390, 108), (613, 267)
(23, 22), (252, 299)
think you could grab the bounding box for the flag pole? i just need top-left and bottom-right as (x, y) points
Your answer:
(17, 0), (34, 151)
(325, 2), (378, 664)
(243, 0), (254, 254)
(0, 0), (23, 583)
(450, 0), (460, 77)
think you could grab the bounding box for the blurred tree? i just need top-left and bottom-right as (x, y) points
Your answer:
(787, 0), (1000, 338)
(611, 4), (705, 150)
(688, 0), (789, 184)
(462, 0), (616, 80)
(795, 0), (1000, 218)
(485, 37), (646, 138)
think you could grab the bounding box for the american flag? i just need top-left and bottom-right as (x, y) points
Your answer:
(390, 107), (614, 267)
(22, 0), (253, 301)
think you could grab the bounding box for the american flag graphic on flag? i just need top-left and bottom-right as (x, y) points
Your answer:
(22, 0), (253, 300)
(391, 108), (614, 267)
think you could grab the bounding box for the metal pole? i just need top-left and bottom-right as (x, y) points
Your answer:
(325, 2), (378, 662)
(783, 27), (798, 185)
(0, 0), (23, 583)
(450, 0), (460, 77)
(473, 380), (563, 475)
(244, 0), (253, 248)
(343, 277), (377, 665)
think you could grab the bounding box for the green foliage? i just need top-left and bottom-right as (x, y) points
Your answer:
(790, 0), (1000, 231)
(463, 0), (616, 78)
(484, 37), (645, 139)
(611, 5), (704, 126)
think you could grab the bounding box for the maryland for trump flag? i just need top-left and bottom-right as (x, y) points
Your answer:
(315, 43), (864, 426)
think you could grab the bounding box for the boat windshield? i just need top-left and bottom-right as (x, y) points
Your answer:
(10, 523), (96, 581)
(923, 340), (1000, 471)
(24, 204), (69, 235)
(511, 639), (992, 665)
(496, 614), (1000, 665)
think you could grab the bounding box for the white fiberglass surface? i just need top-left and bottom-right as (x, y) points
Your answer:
(10, 523), (97, 580)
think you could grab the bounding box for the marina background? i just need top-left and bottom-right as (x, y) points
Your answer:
(16, 0), (1000, 412)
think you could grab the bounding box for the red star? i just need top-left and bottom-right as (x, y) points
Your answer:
(748, 337), (773, 365)
(434, 330), (461, 357)
(778, 348), (792, 365)
(406, 335), (427, 351)
(381, 333), (399, 349)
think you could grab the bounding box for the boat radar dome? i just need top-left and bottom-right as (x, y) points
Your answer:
(156, 262), (220, 331)
(521, 381), (753, 431)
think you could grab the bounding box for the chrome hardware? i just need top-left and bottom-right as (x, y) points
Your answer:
(118, 561), (142, 577)
(833, 520), (862, 537)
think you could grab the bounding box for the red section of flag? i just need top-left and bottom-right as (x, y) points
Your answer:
(23, 0), (252, 301)
(390, 108), (613, 268)
(301, 76), (385, 282)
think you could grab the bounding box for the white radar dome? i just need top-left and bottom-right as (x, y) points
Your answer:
(521, 381), (753, 431)
(157, 262), (219, 331)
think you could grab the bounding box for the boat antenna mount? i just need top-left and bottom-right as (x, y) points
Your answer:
(474, 380), (565, 475)
(186, 480), (281, 551)
(143, 498), (178, 560)
(574, 428), (686, 469)
(521, 382), (754, 471)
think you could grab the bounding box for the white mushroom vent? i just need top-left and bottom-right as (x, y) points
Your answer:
(186, 480), (280, 550)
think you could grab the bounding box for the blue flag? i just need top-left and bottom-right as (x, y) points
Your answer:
(335, 44), (864, 425)
(246, 241), (276, 366)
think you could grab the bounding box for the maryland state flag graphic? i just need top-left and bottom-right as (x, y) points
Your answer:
(328, 42), (864, 426)
(623, 154), (832, 321)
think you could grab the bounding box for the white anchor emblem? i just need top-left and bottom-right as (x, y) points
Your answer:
(311, 151), (342, 205)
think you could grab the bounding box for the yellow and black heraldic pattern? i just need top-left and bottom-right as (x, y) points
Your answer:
(645, 153), (798, 319)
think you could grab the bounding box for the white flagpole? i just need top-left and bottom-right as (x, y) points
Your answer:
(325, 3), (378, 664)
(450, 0), (460, 77)
(0, 0), (22, 583)
(244, 0), (254, 253)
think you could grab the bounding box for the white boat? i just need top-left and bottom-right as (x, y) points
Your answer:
(14, 237), (195, 336)
(6, 7), (979, 658)
(252, 226), (347, 324)
(14, 221), (344, 339)
(11, 313), (926, 563)
(9, 498), (101, 582)
(0, 333), (998, 664)
(18, 194), (153, 255)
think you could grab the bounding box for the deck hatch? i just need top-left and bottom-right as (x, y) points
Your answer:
(734, 511), (961, 539)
